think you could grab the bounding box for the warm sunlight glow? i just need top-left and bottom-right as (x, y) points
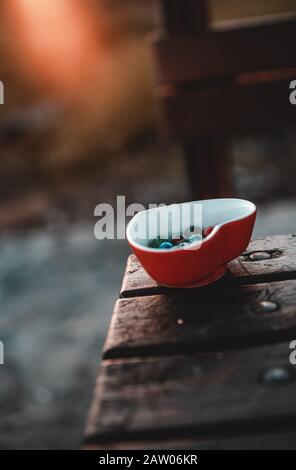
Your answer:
(4, 0), (101, 97)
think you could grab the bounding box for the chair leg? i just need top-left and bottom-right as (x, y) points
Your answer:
(183, 138), (234, 199)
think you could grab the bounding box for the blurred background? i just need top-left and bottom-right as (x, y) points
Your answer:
(0, 0), (296, 449)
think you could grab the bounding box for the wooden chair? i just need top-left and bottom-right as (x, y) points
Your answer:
(152, 0), (296, 199)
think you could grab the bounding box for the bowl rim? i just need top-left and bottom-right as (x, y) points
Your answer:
(126, 198), (256, 254)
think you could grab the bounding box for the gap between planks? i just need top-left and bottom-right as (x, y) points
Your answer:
(105, 278), (296, 360)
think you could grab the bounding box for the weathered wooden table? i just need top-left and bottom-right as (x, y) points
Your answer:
(85, 234), (296, 450)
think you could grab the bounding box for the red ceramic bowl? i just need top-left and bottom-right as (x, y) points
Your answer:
(126, 198), (256, 288)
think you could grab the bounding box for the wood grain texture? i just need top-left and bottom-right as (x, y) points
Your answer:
(121, 235), (296, 298)
(154, 20), (296, 84)
(106, 279), (296, 359)
(160, 78), (296, 139)
(86, 342), (296, 443)
(228, 234), (296, 281)
(120, 255), (159, 297)
(86, 235), (296, 448)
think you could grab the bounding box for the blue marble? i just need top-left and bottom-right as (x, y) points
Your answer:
(159, 241), (174, 249)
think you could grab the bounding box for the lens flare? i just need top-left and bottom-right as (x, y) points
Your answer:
(4, 0), (100, 97)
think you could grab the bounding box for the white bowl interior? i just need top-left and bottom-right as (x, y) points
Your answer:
(127, 198), (256, 250)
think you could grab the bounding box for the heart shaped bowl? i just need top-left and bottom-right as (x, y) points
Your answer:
(126, 198), (256, 288)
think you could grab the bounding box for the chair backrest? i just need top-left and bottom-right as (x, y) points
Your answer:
(153, 0), (296, 140)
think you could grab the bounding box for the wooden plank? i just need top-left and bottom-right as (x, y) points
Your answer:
(210, 0), (296, 25)
(211, 12), (296, 31)
(183, 138), (233, 199)
(121, 235), (296, 297)
(229, 234), (296, 282)
(86, 342), (296, 442)
(159, 78), (296, 139)
(85, 431), (296, 449)
(120, 254), (160, 297)
(106, 279), (296, 359)
(120, 254), (237, 298)
(154, 20), (296, 84)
